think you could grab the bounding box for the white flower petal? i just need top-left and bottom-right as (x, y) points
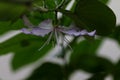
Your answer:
(59, 28), (96, 36)
(87, 30), (96, 36)
(61, 29), (80, 36)
(21, 28), (31, 34)
(38, 19), (53, 29)
(21, 27), (52, 37)
(31, 27), (52, 37)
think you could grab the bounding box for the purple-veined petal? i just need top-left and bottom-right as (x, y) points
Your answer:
(22, 15), (34, 28)
(78, 30), (96, 36)
(59, 28), (96, 36)
(21, 27), (52, 37)
(60, 29), (80, 36)
(87, 30), (96, 36)
(21, 28), (31, 34)
(31, 27), (52, 37)
(38, 19), (53, 29)
(21, 18), (53, 37)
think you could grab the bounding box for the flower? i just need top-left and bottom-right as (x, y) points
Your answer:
(22, 16), (96, 37)
(21, 15), (96, 50)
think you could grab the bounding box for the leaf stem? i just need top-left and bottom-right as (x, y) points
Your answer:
(33, 0), (65, 12)
(54, 10), (58, 26)
(56, 0), (65, 9)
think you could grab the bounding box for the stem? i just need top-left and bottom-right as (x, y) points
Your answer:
(43, 0), (46, 8)
(60, 34), (66, 58)
(56, 0), (65, 9)
(33, 0), (65, 13)
(54, 10), (58, 26)
(55, 29), (59, 44)
(33, 4), (54, 12)
(64, 37), (73, 51)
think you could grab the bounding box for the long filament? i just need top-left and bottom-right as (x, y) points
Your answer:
(64, 36), (73, 51)
(38, 32), (53, 51)
(55, 29), (59, 45)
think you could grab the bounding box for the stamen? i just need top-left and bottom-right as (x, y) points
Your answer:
(38, 32), (53, 51)
(55, 29), (59, 45)
(64, 36), (73, 51)
(64, 36), (70, 43)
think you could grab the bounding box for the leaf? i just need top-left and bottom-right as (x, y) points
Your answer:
(59, 0), (116, 36)
(0, 33), (53, 70)
(0, 19), (25, 35)
(69, 39), (101, 61)
(75, 0), (116, 36)
(61, 0), (72, 9)
(113, 60), (120, 80)
(0, 2), (26, 21)
(60, 15), (72, 27)
(0, 0), (33, 3)
(99, 0), (109, 4)
(45, 0), (61, 9)
(70, 54), (114, 73)
(88, 72), (107, 80)
(69, 39), (114, 73)
(0, 21), (11, 34)
(71, 39), (102, 56)
(33, 0), (43, 7)
(110, 25), (120, 44)
(26, 62), (64, 80)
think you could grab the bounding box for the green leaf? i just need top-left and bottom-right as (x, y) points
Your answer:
(0, 21), (11, 34)
(69, 39), (114, 73)
(45, 0), (61, 9)
(0, 34), (53, 70)
(61, 0), (71, 9)
(71, 39), (102, 56)
(88, 72), (107, 80)
(75, 0), (116, 36)
(26, 62), (64, 80)
(59, 15), (72, 27)
(110, 25), (120, 44)
(0, 2), (26, 21)
(69, 39), (101, 62)
(0, 19), (25, 35)
(99, 0), (109, 4)
(70, 54), (114, 73)
(0, 18), (32, 35)
(11, 19), (25, 29)
(0, 0), (33, 3)
(113, 60), (120, 80)
(59, 0), (77, 27)
(33, 0), (43, 7)
(58, 9), (89, 29)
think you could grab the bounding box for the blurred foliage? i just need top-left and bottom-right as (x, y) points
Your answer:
(0, 34), (53, 70)
(88, 72), (107, 80)
(0, 2), (27, 21)
(0, 19), (24, 34)
(75, 0), (116, 36)
(26, 62), (64, 80)
(99, 0), (109, 4)
(110, 25), (120, 44)
(113, 60), (120, 80)
(0, 0), (120, 80)
(0, 0), (33, 3)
